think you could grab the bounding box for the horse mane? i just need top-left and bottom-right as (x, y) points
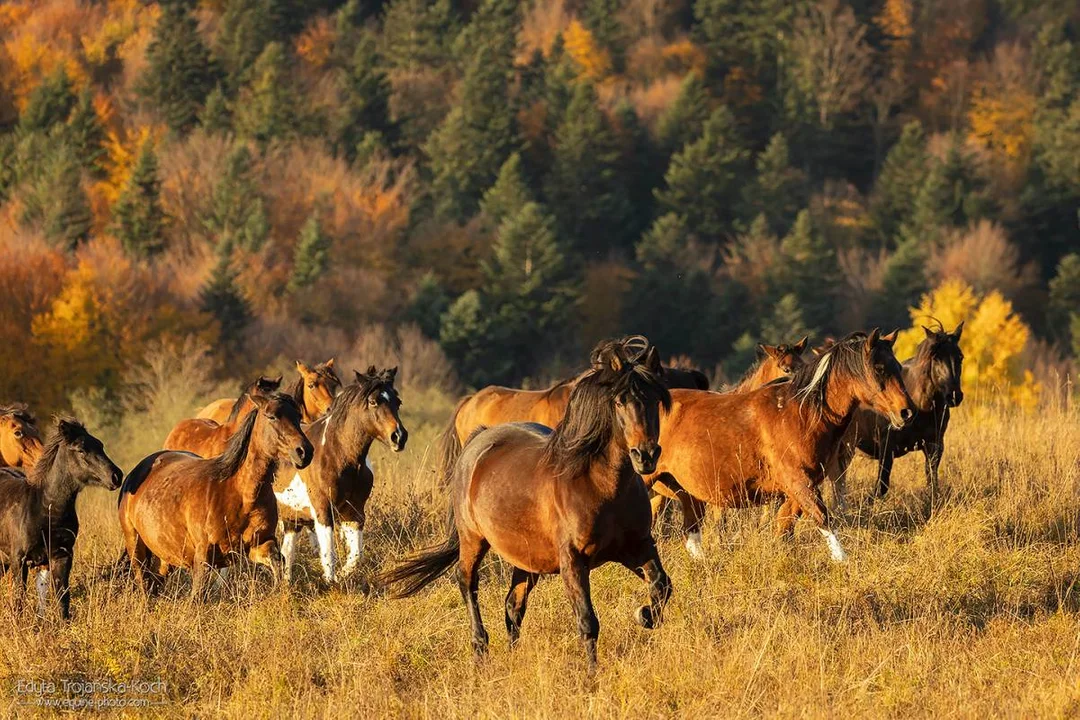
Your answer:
(788, 332), (870, 414)
(0, 402), (35, 424)
(28, 416), (86, 487)
(733, 353), (770, 391)
(225, 376), (281, 426)
(541, 358), (671, 478)
(204, 404), (261, 482)
(540, 376), (575, 400)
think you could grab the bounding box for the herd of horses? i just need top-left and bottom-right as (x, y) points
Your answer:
(0, 323), (966, 669)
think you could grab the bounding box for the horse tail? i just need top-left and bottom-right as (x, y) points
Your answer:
(435, 394), (471, 487)
(379, 513), (460, 599)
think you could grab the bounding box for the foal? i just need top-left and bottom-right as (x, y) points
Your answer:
(646, 331), (914, 560)
(830, 323), (965, 505)
(0, 418), (121, 618)
(383, 339), (673, 669)
(275, 367), (407, 585)
(0, 404), (43, 469)
(119, 393), (313, 598)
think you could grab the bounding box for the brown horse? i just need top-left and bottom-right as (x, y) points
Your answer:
(119, 393), (313, 598)
(727, 337), (808, 392)
(196, 360), (340, 424)
(163, 375), (284, 458)
(0, 418), (121, 618)
(0, 404), (43, 469)
(275, 367), (407, 585)
(829, 322), (964, 507)
(382, 338), (673, 670)
(195, 374), (283, 425)
(646, 330), (914, 560)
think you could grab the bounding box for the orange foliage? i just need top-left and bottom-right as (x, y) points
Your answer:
(517, 0), (570, 63)
(563, 19), (612, 81)
(967, 44), (1035, 166)
(296, 16), (336, 69)
(661, 39), (706, 77)
(89, 124), (164, 232)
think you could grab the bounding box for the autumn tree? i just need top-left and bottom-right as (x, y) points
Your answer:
(202, 144), (270, 253)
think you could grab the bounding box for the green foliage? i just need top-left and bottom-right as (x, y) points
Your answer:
(214, 0), (293, 90)
(1048, 254), (1080, 350)
(901, 135), (994, 246)
(66, 90), (106, 176)
(870, 121), (928, 245)
(870, 236), (929, 332)
(138, 0), (219, 133)
(234, 42), (299, 146)
(334, 32), (398, 161)
(760, 293), (812, 345)
(199, 256), (252, 348)
(202, 144), (270, 254)
(405, 271), (450, 339)
(199, 85), (232, 133)
(35, 142), (92, 252)
(656, 73), (712, 156)
(583, 0), (627, 72)
(771, 209), (838, 335)
(479, 153), (534, 229)
(18, 69), (76, 134)
(111, 143), (167, 259)
(288, 212), (332, 293)
(380, 0), (457, 71)
(741, 133), (807, 234)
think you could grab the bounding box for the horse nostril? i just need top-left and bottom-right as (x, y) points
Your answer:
(900, 408), (913, 422)
(629, 447), (642, 462)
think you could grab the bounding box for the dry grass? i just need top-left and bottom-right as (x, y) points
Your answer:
(2, 399), (1080, 717)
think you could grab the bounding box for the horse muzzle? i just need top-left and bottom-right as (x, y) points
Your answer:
(630, 445), (661, 476)
(293, 443), (314, 469)
(390, 427), (408, 452)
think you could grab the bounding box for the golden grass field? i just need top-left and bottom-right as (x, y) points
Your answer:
(2, 393), (1080, 718)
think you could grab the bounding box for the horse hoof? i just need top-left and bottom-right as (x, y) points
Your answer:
(635, 605), (657, 629)
(684, 531), (704, 560)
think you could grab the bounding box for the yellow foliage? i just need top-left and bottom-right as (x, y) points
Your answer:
(895, 279), (1040, 409)
(81, 0), (156, 67)
(875, 0), (913, 48)
(968, 82), (1035, 161)
(91, 124), (162, 228)
(661, 39), (706, 77)
(296, 16), (336, 68)
(563, 19), (612, 81)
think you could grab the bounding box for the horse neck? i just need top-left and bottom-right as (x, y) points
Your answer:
(808, 366), (863, 430)
(584, 434), (632, 497)
(33, 455), (79, 520)
(230, 425), (279, 500)
(297, 386), (320, 423)
(736, 359), (769, 392)
(322, 408), (376, 472)
(903, 361), (938, 412)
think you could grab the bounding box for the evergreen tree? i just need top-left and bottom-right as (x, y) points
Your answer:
(543, 81), (632, 255)
(656, 73), (712, 157)
(18, 69), (76, 134)
(655, 106), (749, 244)
(214, 0), (293, 90)
(203, 144), (270, 253)
(1048, 253), (1080, 349)
(613, 100), (661, 242)
(583, 0), (627, 72)
(234, 42), (299, 147)
(200, 255), (252, 347)
(869, 236), (928, 331)
(405, 271), (450, 339)
(870, 121), (928, 245)
(479, 153), (533, 229)
(334, 32), (398, 161)
(288, 212), (332, 293)
(65, 89), (106, 176)
(111, 143), (167, 259)
(38, 144), (91, 252)
(760, 293), (812, 345)
(380, 0), (457, 71)
(741, 133), (808, 234)
(199, 85), (232, 133)
(900, 135), (993, 246)
(138, 0), (219, 133)
(772, 210), (839, 335)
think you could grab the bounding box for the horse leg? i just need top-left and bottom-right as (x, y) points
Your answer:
(49, 555), (73, 620)
(338, 520), (363, 580)
(560, 547), (600, 670)
(311, 506), (337, 585)
(191, 546), (210, 601)
(504, 566), (539, 648)
(620, 540), (672, 630)
(35, 567), (51, 617)
(924, 441), (944, 505)
(787, 479), (847, 563)
(653, 475), (706, 559)
(774, 497), (801, 539)
(828, 442), (854, 513)
(249, 540), (284, 586)
(129, 534), (164, 597)
(874, 452), (895, 500)
(7, 558), (27, 615)
(279, 523), (298, 584)
(456, 533), (490, 657)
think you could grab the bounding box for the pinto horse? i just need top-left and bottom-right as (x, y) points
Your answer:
(0, 418), (121, 618)
(119, 393), (313, 598)
(197, 360), (340, 425)
(829, 322), (965, 506)
(274, 367), (407, 585)
(0, 404), (43, 469)
(646, 330), (914, 560)
(382, 339), (673, 669)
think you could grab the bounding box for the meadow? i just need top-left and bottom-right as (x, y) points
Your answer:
(2, 384), (1078, 718)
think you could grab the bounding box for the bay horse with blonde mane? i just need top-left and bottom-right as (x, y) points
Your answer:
(646, 330), (914, 560)
(382, 338), (673, 669)
(197, 360), (340, 425)
(0, 404), (43, 469)
(119, 393), (313, 598)
(274, 367), (407, 585)
(829, 322), (964, 507)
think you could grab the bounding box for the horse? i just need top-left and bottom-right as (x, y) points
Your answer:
(194, 374), (283, 425)
(829, 322), (964, 507)
(196, 359), (340, 425)
(727, 337), (808, 392)
(163, 374), (284, 458)
(0, 404), (43, 469)
(381, 338), (673, 670)
(0, 418), (121, 618)
(274, 367), (407, 585)
(645, 330), (914, 560)
(118, 392), (313, 598)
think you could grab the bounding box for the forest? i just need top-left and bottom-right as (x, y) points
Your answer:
(0, 0), (1078, 415)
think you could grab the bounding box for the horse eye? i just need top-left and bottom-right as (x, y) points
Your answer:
(13, 430), (22, 439)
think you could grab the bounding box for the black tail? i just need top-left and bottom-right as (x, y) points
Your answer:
(379, 530), (460, 599)
(435, 395), (470, 487)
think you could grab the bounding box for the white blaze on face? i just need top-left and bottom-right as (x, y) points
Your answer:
(819, 528), (848, 563)
(380, 391), (390, 403)
(276, 474), (314, 515)
(36, 570), (50, 613)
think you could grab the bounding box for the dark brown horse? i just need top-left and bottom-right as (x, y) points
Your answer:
(119, 393), (313, 598)
(382, 338), (673, 669)
(727, 337), (808, 392)
(163, 375), (284, 457)
(0, 418), (121, 618)
(274, 367), (407, 585)
(0, 404), (43, 469)
(829, 322), (965, 506)
(645, 331), (914, 560)
(197, 360), (340, 425)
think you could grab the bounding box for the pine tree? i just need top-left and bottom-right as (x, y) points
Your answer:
(288, 212), (332, 293)
(479, 153), (534, 229)
(18, 69), (76, 134)
(613, 100), (660, 242)
(214, 0), (293, 90)
(38, 144), (91, 252)
(741, 133), (808, 234)
(543, 81), (632, 255)
(234, 42), (299, 146)
(199, 85), (231, 133)
(583, 0), (627, 72)
(65, 89), (106, 176)
(111, 143), (167, 259)
(870, 121), (927, 245)
(870, 236), (929, 331)
(380, 0), (457, 71)
(200, 255), (252, 346)
(334, 32), (398, 161)
(1048, 253), (1080, 348)
(655, 106), (749, 244)
(203, 144), (270, 253)
(772, 210), (839, 335)
(138, 0), (219, 133)
(405, 271), (450, 339)
(656, 73), (712, 157)
(760, 293), (813, 344)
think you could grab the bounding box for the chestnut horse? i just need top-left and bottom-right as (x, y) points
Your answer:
(275, 367), (407, 585)
(195, 374), (283, 425)
(646, 331), (914, 560)
(0, 404), (43, 469)
(163, 375), (283, 457)
(382, 338), (673, 669)
(197, 359), (340, 425)
(0, 418), (121, 618)
(119, 393), (313, 598)
(829, 322), (965, 506)
(727, 337), (808, 392)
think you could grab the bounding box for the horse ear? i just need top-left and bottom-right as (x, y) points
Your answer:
(272, 374), (283, 386)
(387, 366), (398, 382)
(366, 365), (377, 377)
(922, 325), (935, 339)
(760, 344), (779, 360)
(881, 329), (899, 345)
(56, 417), (81, 442)
(793, 336), (808, 353)
(609, 351), (623, 372)
(295, 360), (311, 376)
(354, 369), (364, 382)
(865, 328), (880, 355)
(643, 345), (661, 372)
(952, 321), (964, 340)
(325, 357), (335, 368)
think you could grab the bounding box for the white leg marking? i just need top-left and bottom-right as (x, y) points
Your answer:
(281, 529), (298, 582)
(685, 530), (705, 559)
(339, 522), (363, 578)
(819, 528), (848, 563)
(314, 522), (337, 583)
(35, 570), (50, 614)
